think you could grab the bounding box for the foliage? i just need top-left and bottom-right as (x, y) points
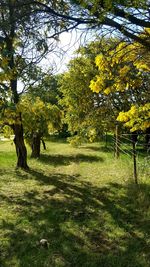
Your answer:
(32, 0), (150, 48)
(19, 95), (62, 142)
(28, 73), (61, 105)
(0, 100), (20, 126)
(90, 41), (149, 94)
(0, 0), (63, 167)
(59, 53), (96, 141)
(1, 1), (149, 51)
(1, 0), (149, 167)
(59, 39), (120, 145)
(117, 103), (150, 132)
(2, 125), (13, 138)
(90, 38), (150, 131)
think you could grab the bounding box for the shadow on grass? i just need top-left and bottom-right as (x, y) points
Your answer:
(0, 169), (7, 175)
(84, 145), (114, 153)
(46, 136), (68, 143)
(0, 170), (150, 267)
(136, 147), (150, 158)
(38, 153), (104, 166)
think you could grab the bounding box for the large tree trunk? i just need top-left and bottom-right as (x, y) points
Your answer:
(5, 7), (29, 169)
(31, 133), (41, 158)
(13, 123), (29, 169)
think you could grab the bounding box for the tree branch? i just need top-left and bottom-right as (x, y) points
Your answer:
(113, 7), (150, 28)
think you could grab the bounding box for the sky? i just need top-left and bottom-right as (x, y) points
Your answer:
(18, 30), (81, 92)
(39, 28), (96, 74)
(39, 30), (80, 74)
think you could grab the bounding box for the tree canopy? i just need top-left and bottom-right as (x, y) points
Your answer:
(19, 94), (62, 157)
(90, 37), (150, 132)
(0, 0), (59, 168)
(19, 0), (150, 49)
(59, 36), (150, 145)
(1, 1), (149, 49)
(59, 39), (121, 144)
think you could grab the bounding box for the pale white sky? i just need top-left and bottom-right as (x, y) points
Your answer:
(40, 28), (95, 74)
(18, 28), (96, 92)
(18, 30), (81, 92)
(39, 30), (80, 74)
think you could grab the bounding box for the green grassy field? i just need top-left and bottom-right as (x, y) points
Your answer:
(0, 139), (150, 267)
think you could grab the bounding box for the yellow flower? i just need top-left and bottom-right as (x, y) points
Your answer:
(104, 87), (111, 95)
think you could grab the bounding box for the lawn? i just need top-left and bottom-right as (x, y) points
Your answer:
(0, 139), (150, 267)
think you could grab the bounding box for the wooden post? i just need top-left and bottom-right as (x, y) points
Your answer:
(132, 133), (138, 184)
(105, 132), (108, 148)
(115, 124), (119, 158)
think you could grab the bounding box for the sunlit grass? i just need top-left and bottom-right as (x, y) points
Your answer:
(0, 140), (16, 168)
(0, 139), (150, 267)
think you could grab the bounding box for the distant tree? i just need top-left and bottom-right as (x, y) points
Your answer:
(1, 125), (13, 139)
(19, 95), (62, 158)
(59, 35), (150, 145)
(28, 73), (61, 105)
(59, 39), (119, 145)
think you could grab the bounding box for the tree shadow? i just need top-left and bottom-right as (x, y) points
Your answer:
(84, 145), (114, 153)
(46, 136), (68, 143)
(0, 170), (150, 267)
(38, 153), (104, 166)
(0, 168), (6, 175)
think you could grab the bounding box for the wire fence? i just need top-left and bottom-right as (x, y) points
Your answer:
(109, 131), (150, 184)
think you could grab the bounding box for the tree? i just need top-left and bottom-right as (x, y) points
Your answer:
(59, 39), (119, 145)
(115, 36), (150, 134)
(1, 1), (149, 48)
(28, 73), (61, 105)
(89, 38), (150, 153)
(0, 0), (59, 168)
(25, 0), (150, 49)
(19, 95), (62, 158)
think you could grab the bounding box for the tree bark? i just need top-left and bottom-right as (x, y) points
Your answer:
(5, 4), (29, 169)
(13, 123), (29, 169)
(31, 133), (41, 158)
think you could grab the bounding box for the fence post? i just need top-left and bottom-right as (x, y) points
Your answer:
(115, 124), (119, 158)
(105, 132), (108, 148)
(132, 133), (138, 184)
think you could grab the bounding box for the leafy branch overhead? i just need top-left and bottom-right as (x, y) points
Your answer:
(1, 1), (149, 48)
(25, 0), (150, 48)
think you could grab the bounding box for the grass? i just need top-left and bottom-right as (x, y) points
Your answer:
(0, 139), (150, 267)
